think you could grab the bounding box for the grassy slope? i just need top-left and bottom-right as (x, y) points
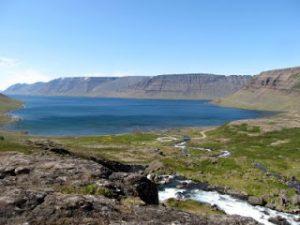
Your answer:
(0, 94), (22, 124)
(1, 120), (298, 211)
(50, 123), (300, 211)
(0, 94), (32, 154)
(217, 89), (300, 112)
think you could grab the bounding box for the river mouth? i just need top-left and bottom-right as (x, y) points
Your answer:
(157, 175), (300, 225)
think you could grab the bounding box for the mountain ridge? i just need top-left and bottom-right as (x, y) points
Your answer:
(4, 73), (251, 100)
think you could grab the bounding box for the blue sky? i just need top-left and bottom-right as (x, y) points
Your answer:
(0, 0), (299, 90)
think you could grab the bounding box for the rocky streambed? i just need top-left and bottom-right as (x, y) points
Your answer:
(154, 175), (300, 225)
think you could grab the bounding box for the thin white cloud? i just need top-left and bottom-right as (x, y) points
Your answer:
(0, 69), (50, 90)
(0, 57), (147, 91)
(0, 57), (19, 68)
(0, 56), (50, 91)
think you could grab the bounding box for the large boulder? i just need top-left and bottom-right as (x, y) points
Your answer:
(123, 174), (159, 205)
(248, 196), (266, 206)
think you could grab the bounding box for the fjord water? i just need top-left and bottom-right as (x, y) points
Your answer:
(8, 96), (268, 136)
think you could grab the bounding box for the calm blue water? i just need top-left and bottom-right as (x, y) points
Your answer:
(7, 96), (269, 136)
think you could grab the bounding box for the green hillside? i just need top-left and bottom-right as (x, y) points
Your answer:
(0, 94), (22, 124)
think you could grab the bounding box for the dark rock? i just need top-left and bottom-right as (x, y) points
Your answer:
(268, 216), (291, 225)
(124, 174), (159, 205)
(49, 147), (72, 155)
(15, 166), (31, 175)
(248, 196), (266, 206)
(0, 165), (18, 178)
(89, 156), (145, 173)
(158, 151), (165, 156)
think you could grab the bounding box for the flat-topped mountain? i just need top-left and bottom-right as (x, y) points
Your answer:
(4, 74), (251, 100)
(218, 67), (300, 111)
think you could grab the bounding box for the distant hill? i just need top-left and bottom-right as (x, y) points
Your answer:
(218, 67), (300, 111)
(4, 74), (251, 100)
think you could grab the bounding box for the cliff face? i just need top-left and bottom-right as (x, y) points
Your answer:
(129, 74), (251, 99)
(4, 74), (251, 100)
(219, 67), (300, 111)
(245, 67), (300, 91)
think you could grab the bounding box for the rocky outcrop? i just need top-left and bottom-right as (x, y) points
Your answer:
(26, 139), (146, 173)
(0, 151), (260, 225)
(4, 74), (251, 100)
(245, 67), (300, 91)
(0, 194), (261, 225)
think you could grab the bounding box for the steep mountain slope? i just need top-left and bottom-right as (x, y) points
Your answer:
(4, 74), (251, 100)
(218, 67), (300, 111)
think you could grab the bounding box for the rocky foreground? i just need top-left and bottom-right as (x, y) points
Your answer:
(0, 149), (260, 225)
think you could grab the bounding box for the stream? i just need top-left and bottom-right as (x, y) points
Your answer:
(157, 176), (300, 225)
